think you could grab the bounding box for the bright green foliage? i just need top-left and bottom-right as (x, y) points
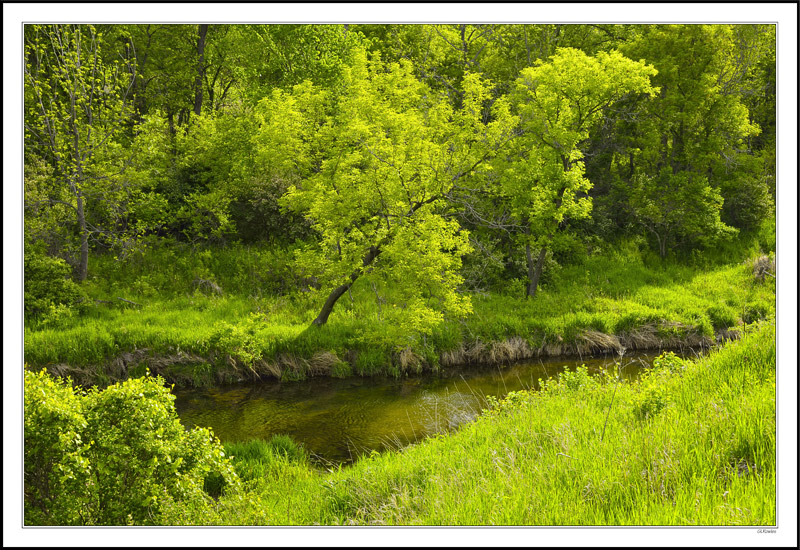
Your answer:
(24, 251), (86, 322)
(629, 168), (738, 259)
(253, 81), (328, 179)
(618, 25), (772, 241)
(535, 364), (602, 396)
(632, 351), (686, 419)
(24, 24), (162, 278)
(512, 48), (658, 161)
(502, 48), (657, 296)
(24, 369), (238, 525)
(23, 154), (75, 256)
(24, 369), (93, 525)
(621, 26), (762, 175)
(279, 49), (517, 334)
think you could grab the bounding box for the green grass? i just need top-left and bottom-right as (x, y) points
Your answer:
(24, 237), (776, 386)
(161, 319), (775, 525)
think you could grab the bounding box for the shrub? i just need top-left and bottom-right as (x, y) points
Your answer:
(542, 365), (600, 395)
(632, 376), (670, 420)
(24, 369), (92, 525)
(632, 352), (685, 419)
(24, 252), (86, 321)
(719, 170), (774, 233)
(207, 314), (266, 367)
(24, 369), (238, 525)
(650, 351), (686, 375)
(483, 389), (531, 416)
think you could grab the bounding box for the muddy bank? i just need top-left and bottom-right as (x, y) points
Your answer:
(37, 323), (739, 389)
(440, 323), (740, 367)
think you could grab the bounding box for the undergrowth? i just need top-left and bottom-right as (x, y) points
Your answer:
(23, 236), (775, 386)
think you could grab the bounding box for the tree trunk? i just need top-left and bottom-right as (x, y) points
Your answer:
(312, 245), (381, 326)
(312, 282), (353, 327)
(76, 192), (89, 281)
(658, 233), (668, 260)
(193, 24), (209, 116)
(526, 244), (547, 299)
(525, 243), (534, 299)
(629, 151), (635, 179)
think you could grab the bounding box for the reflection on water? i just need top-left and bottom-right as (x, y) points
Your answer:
(173, 352), (669, 464)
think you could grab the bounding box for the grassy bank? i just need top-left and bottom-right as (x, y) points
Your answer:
(164, 318), (776, 525)
(23, 238), (775, 387)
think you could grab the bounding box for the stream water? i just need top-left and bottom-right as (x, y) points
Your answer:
(173, 352), (674, 465)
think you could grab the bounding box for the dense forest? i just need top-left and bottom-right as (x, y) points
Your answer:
(24, 24), (775, 324)
(21, 23), (779, 529)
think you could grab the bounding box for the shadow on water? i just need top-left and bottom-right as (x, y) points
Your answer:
(173, 350), (695, 466)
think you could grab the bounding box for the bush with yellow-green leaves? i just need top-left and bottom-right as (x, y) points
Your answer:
(24, 369), (238, 525)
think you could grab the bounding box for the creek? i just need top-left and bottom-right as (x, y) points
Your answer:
(173, 351), (680, 465)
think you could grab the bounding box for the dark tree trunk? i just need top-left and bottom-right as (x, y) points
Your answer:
(312, 283), (354, 327)
(193, 24), (209, 116)
(525, 243), (534, 299)
(526, 245), (547, 299)
(167, 110), (176, 136)
(312, 245), (381, 326)
(629, 151), (635, 179)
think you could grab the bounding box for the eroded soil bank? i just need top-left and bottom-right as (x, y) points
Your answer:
(38, 323), (736, 389)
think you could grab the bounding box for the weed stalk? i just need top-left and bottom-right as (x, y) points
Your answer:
(601, 347), (625, 442)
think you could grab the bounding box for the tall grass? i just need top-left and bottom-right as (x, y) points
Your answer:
(160, 319), (775, 525)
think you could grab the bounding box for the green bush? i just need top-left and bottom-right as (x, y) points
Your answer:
(24, 369), (239, 525)
(24, 252), (85, 321)
(546, 365), (600, 394)
(650, 351), (686, 374)
(24, 369), (92, 525)
(208, 314), (265, 367)
(632, 376), (670, 419)
(756, 217), (776, 254)
(632, 352), (685, 420)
